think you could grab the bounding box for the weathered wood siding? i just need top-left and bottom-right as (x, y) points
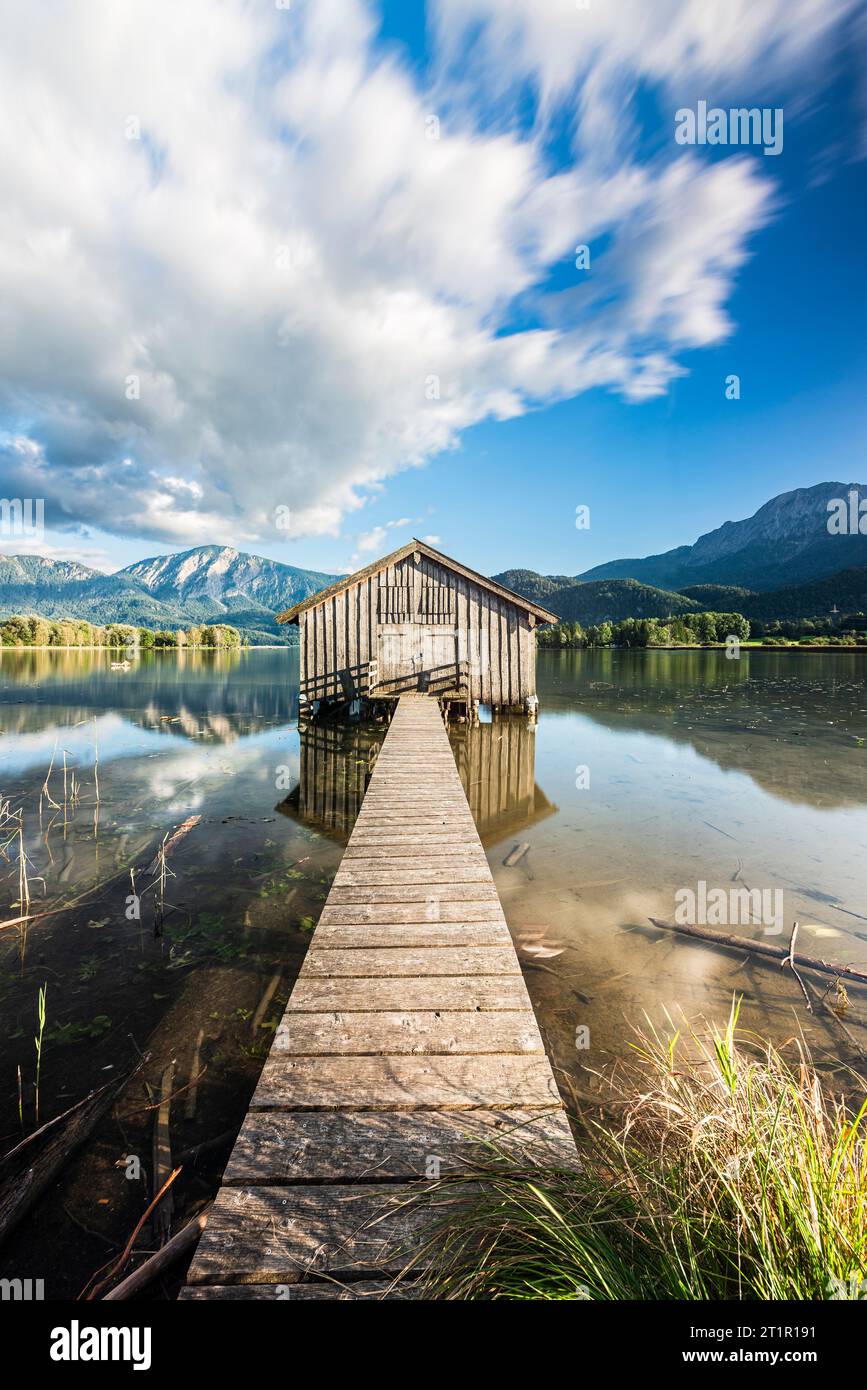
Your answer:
(299, 551), (536, 705)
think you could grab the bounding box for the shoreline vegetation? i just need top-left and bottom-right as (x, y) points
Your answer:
(2, 608), (866, 651)
(0, 616), (243, 649)
(415, 1001), (867, 1301)
(537, 609), (867, 649)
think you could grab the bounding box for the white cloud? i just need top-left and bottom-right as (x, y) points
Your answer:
(356, 526), (389, 554)
(433, 0), (857, 119)
(0, 0), (856, 548)
(0, 539), (113, 571)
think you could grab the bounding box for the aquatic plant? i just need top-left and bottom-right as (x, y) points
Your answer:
(34, 983), (46, 1122)
(416, 1001), (867, 1301)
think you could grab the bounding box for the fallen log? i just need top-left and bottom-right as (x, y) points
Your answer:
(649, 917), (867, 987)
(0, 1063), (139, 1249)
(103, 1206), (211, 1301)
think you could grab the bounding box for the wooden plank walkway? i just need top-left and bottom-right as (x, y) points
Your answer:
(182, 695), (577, 1299)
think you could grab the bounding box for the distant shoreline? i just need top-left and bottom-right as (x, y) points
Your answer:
(2, 641), (864, 653)
(0, 644), (295, 651)
(541, 643), (867, 652)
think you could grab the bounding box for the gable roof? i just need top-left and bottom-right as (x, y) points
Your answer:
(276, 538), (559, 625)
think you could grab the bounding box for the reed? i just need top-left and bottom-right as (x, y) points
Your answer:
(416, 1000), (867, 1301)
(34, 984), (47, 1125)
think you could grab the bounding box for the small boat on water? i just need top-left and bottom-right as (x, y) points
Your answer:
(110, 659), (131, 671)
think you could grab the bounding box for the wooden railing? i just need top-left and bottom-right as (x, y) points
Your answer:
(300, 658), (468, 703)
(300, 660), (379, 704)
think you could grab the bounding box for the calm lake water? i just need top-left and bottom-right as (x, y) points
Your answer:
(1, 645), (866, 1293)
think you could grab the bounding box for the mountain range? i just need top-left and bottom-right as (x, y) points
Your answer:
(573, 482), (867, 591)
(0, 483), (865, 639)
(492, 483), (867, 625)
(0, 549), (338, 644)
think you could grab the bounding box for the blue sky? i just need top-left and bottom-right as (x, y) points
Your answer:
(0, 0), (865, 579)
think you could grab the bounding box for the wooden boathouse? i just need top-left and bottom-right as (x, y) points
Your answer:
(277, 538), (558, 716)
(183, 696), (579, 1299)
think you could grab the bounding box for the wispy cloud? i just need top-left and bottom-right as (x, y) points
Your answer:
(0, 0), (857, 548)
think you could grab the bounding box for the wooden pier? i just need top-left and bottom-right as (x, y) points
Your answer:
(183, 696), (577, 1299)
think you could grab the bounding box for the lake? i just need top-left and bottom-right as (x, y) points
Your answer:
(1, 645), (866, 1293)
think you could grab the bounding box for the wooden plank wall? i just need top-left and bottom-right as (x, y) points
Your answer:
(299, 554), (536, 706)
(182, 696), (576, 1299)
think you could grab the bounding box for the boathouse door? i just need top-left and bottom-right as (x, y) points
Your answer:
(377, 624), (458, 694)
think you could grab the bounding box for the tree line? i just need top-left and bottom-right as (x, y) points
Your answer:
(537, 611), (752, 648)
(0, 616), (242, 648)
(537, 610), (867, 648)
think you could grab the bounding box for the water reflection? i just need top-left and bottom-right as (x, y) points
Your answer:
(1, 646), (865, 1295)
(538, 648), (867, 809)
(278, 721), (384, 843)
(450, 718), (557, 846)
(477, 648), (867, 1110)
(0, 646), (300, 734)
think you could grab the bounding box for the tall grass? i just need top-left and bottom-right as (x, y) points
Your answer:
(417, 1001), (867, 1300)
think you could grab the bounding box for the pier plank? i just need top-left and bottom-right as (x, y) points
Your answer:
(222, 1109), (578, 1184)
(183, 695), (577, 1299)
(311, 922), (512, 947)
(285, 975), (533, 1012)
(251, 1054), (561, 1110)
(299, 946), (520, 977)
(273, 1010), (541, 1056)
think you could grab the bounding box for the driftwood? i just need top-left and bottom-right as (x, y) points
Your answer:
(103, 1206), (211, 1301)
(152, 1063), (175, 1245)
(649, 917), (867, 986)
(83, 1167), (181, 1300)
(782, 922), (812, 1012)
(0, 1065), (135, 1248)
(184, 1030), (205, 1120)
(251, 972), (282, 1033)
(146, 815), (201, 875)
(503, 842), (530, 868)
(0, 850), (159, 934)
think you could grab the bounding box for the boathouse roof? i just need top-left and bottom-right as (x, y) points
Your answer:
(276, 538), (559, 626)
